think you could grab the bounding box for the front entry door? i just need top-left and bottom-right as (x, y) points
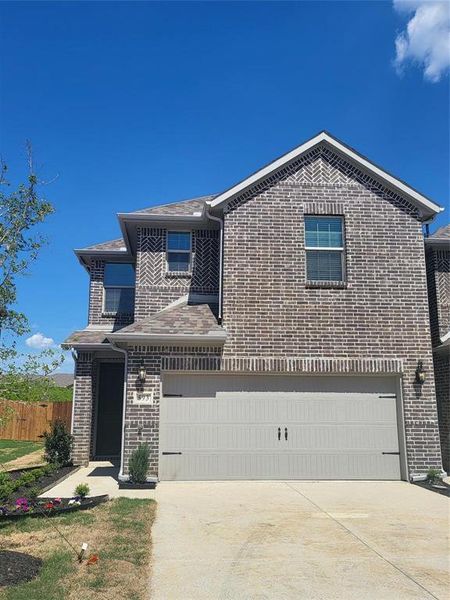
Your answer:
(96, 362), (124, 457)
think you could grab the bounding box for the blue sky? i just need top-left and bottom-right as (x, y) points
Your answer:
(0, 1), (448, 373)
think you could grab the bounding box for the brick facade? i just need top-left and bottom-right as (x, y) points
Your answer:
(426, 244), (450, 472)
(134, 227), (219, 320)
(72, 352), (94, 465)
(220, 148), (441, 474)
(71, 142), (444, 478)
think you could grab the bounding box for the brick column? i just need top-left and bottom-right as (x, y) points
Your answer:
(72, 351), (94, 466)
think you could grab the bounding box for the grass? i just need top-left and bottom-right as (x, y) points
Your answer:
(0, 440), (43, 466)
(0, 498), (157, 600)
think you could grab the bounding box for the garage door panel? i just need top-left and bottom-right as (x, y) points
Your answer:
(161, 452), (400, 481)
(159, 375), (401, 481)
(163, 424), (283, 451)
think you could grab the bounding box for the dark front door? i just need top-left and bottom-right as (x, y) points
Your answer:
(96, 362), (124, 457)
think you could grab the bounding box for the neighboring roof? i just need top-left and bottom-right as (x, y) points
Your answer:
(62, 329), (111, 348)
(79, 238), (127, 252)
(425, 224), (450, 248)
(130, 195), (215, 216)
(49, 373), (74, 388)
(209, 131), (443, 219)
(108, 303), (226, 344)
(430, 224), (450, 239)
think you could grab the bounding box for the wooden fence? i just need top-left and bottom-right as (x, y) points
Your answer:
(0, 399), (72, 442)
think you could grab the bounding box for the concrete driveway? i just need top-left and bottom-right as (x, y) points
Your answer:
(151, 481), (449, 600)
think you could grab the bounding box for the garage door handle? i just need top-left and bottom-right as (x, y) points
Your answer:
(278, 427), (281, 441)
(382, 452), (400, 455)
(162, 452), (182, 455)
(285, 427), (288, 441)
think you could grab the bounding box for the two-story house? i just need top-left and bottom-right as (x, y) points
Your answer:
(425, 225), (450, 473)
(63, 131), (444, 483)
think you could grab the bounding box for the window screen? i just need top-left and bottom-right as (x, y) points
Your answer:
(103, 263), (135, 313)
(167, 232), (191, 272)
(304, 216), (344, 282)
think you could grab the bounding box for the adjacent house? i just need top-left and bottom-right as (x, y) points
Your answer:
(425, 225), (450, 472)
(63, 131), (445, 483)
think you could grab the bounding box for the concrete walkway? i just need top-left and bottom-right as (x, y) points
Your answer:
(151, 481), (449, 600)
(40, 461), (156, 499)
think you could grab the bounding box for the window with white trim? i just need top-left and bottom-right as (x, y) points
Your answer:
(304, 216), (345, 282)
(167, 231), (191, 272)
(103, 263), (135, 313)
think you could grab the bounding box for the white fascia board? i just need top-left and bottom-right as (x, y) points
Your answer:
(107, 332), (227, 344)
(209, 131), (443, 217)
(117, 213), (206, 223)
(441, 331), (450, 345)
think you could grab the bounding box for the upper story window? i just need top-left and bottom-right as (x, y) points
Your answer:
(167, 231), (191, 273)
(103, 263), (135, 313)
(304, 216), (345, 282)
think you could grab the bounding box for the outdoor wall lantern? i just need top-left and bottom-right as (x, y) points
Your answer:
(415, 361), (425, 385)
(138, 365), (146, 383)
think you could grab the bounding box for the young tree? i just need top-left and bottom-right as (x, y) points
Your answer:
(0, 144), (64, 403)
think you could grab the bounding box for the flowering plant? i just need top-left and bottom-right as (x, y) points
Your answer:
(15, 497), (30, 512)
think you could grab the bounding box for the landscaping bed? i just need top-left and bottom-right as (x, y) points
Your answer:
(0, 495), (109, 520)
(413, 479), (450, 497)
(0, 465), (77, 508)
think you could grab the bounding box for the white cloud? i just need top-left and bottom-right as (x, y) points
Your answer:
(393, 0), (450, 82)
(25, 332), (55, 350)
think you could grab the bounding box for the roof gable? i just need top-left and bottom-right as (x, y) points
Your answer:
(209, 131), (443, 220)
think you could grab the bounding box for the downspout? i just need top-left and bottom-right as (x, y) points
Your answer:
(109, 340), (129, 481)
(206, 208), (224, 324)
(70, 349), (78, 436)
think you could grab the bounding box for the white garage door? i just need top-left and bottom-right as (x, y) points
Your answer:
(159, 374), (402, 481)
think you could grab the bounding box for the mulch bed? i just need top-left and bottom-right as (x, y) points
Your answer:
(7, 465), (77, 504)
(0, 550), (42, 587)
(414, 480), (450, 497)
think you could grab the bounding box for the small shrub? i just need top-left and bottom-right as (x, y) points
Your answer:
(128, 443), (150, 484)
(43, 419), (73, 467)
(426, 468), (441, 485)
(0, 475), (14, 502)
(20, 471), (38, 487)
(0, 472), (11, 485)
(75, 483), (90, 498)
(28, 486), (40, 501)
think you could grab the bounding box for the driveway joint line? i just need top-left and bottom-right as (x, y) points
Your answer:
(284, 482), (440, 600)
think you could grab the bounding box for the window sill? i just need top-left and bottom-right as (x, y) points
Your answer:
(102, 312), (134, 317)
(305, 280), (347, 289)
(165, 271), (192, 278)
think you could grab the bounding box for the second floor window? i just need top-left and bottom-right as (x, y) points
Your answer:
(167, 231), (191, 272)
(304, 216), (345, 282)
(103, 263), (135, 313)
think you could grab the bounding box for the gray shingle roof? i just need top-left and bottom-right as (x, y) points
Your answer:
(62, 329), (111, 347)
(79, 238), (127, 252)
(130, 195), (215, 216)
(429, 224), (450, 240)
(113, 303), (221, 336)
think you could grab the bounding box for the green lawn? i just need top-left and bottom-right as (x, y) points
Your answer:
(0, 498), (156, 600)
(0, 440), (43, 466)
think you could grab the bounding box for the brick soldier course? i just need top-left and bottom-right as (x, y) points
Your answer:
(65, 131), (446, 481)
